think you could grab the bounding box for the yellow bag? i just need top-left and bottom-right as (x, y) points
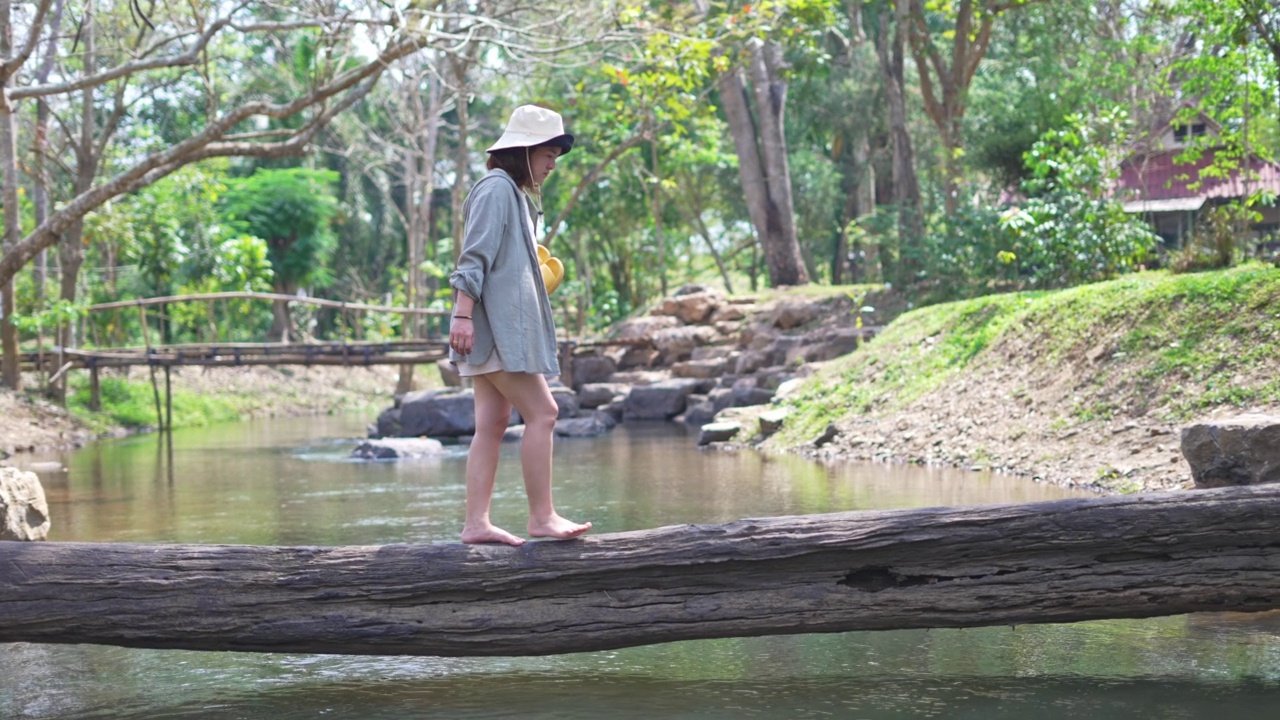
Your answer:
(536, 244), (565, 294)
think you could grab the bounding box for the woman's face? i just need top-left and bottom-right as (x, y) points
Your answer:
(528, 146), (561, 185)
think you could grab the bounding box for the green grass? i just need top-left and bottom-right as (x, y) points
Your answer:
(770, 264), (1280, 448)
(67, 375), (247, 432)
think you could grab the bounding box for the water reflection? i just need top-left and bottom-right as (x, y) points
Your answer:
(5, 416), (1280, 719)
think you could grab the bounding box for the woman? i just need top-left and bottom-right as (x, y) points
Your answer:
(448, 105), (592, 546)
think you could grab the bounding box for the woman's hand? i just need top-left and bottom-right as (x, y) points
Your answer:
(450, 316), (475, 356)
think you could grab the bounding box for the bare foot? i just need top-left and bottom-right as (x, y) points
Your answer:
(461, 523), (526, 546)
(528, 515), (592, 540)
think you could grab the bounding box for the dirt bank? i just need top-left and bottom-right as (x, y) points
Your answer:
(766, 267), (1280, 495)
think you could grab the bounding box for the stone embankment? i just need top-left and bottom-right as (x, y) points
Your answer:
(365, 285), (900, 455)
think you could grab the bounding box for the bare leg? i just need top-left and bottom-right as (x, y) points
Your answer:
(485, 371), (592, 540)
(460, 374), (525, 546)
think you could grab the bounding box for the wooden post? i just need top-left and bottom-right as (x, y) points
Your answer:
(164, 365), (172, 432)
(140, 304), (163, 430)
(3, 485), (1280, 657)
(53, 320), (65, 405)
(88, 364), (100, 411)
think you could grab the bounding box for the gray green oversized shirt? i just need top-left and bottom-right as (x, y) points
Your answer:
(448, 169), (560, 376)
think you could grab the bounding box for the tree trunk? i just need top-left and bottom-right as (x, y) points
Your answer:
(717, 42), (809, 288)
(648, 140), (668, 298)
(449, 42), (480, 265)
(4, 485), (1280, 657)
(905, 0), (1007, 217)
(52, 0), (97, 398)
(396, 73), (442, 393)
(268, 295), (294, 343)
(0, 0), (24, 389)
(30, 0), (63, 305)
(876, 0), (925, 286)
(746, 39), (809, 286)
(836, 0), (877, 284)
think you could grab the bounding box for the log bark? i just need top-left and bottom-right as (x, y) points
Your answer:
(3, 485), (1280, 657)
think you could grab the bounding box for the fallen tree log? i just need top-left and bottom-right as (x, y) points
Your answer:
(3, 484), (1280, 657)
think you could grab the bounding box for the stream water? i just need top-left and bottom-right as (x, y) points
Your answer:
(3, 415), (1279, 718)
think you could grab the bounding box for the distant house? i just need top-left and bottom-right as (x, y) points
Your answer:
(1116, 113), (1280, 246)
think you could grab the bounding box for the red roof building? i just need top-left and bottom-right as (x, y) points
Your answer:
(1116, 114), (1280, 245)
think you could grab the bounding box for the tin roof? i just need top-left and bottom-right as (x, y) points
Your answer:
(1116, 148), (1280, 203)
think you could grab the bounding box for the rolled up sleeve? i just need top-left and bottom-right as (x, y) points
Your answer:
(449, 179), (507, 301)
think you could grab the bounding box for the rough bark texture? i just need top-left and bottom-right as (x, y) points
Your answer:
(717, 40), (810, 288)
(0, 0), (25, 389)
(4, 485), (1280, 657)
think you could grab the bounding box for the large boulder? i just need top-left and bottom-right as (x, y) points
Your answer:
(682, 395), (719, 427)
(612, 344), (661, 370)
(651, 325), (721, 365)
(623, 379), (703, 421)
(785, 327), (867, 364)
(577, 383), (630, 409)
(651, 286), (724, 324)
(350, 438), (448, 460)
(397, 390), (516, 438)
(710, 303), (750, 323)
(1181, 415), (1280, 488)
(671, 357), (729, 380)
(570, 353), (617, 388)
(613, 314), (681, 341)
(1, 467), (50, 541)
(551, 386), (580, 419)
(698, 421), (742, 446)
(734, 349), (772, 375)
(555, 412), (618, 438)
(770, 298), (826, 330)
(608, 315), (680, 370)
(730, 377), (776, 408)
(371, 406), (402, 438)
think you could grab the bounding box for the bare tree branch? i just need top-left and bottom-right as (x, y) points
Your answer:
(0, 0), (54, 79)
(11, 13), (238, 100)
(0, 30), (416, 286)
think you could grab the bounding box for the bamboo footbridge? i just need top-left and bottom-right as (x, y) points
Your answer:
(17, 291), (628, 422)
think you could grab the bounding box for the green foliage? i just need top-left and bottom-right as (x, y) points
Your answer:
(67, 375), (244, 430)
(872, 110), (1157, 301)
(1170, 0), (1280, 172)
(10, 299), (85, 341)
(911, 202), (1019, 299)
(1169, 202), (1265, 273)
(86, 164), (234, 298)
(70, 377), (159, 428)
(1001, 111), (1158, 288)
(219, 168), (340, 292)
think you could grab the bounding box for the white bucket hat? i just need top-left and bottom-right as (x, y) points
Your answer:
(486, 105), (574, 156)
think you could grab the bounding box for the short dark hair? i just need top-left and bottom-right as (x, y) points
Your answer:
(486, 148), (533, 189)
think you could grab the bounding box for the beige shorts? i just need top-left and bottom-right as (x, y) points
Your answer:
(457, 346), (505, 377)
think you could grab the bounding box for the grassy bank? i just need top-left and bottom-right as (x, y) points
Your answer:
(61, 365), (408, 436)
(766, 264), (1280, 491)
